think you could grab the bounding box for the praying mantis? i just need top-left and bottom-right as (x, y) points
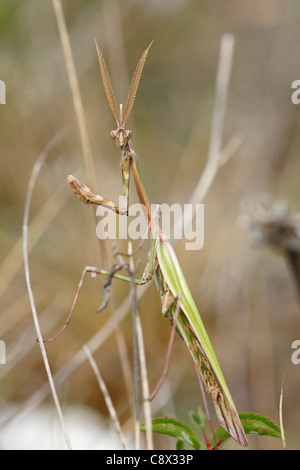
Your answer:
(65, 41), (248, 447)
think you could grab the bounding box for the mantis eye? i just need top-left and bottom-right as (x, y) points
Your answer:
(126, 130), (132, 140)
(111, 130), (117, 140)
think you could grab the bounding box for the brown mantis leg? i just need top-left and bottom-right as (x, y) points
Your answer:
(147, 293), (182, 401)
(195, 366), (217, 447)
(40, 264), (145, 343)
(41, 266), (104, 342)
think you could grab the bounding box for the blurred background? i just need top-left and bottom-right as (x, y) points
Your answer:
(1, 0), (300, 450)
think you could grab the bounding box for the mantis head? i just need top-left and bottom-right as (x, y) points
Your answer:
(95, 39), (153, 151)
(111, 124), (132, 150)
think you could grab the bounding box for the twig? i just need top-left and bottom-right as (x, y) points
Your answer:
(240, 196), (300, 303)
(83, 345), (128, 450)
(173, 33), (237, 241)
(208, 33), (235, 162)
(190, 32), (236, 206)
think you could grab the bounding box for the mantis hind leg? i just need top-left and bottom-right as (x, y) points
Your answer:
(147, 293), (183, 401)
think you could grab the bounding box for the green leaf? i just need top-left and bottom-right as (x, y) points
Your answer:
(142, 412), (282, 450)
(176, 440), (185, 450)
(214, 413), (282, 444)
(141, 417), (202, 449)
(189, 408), (206, 434)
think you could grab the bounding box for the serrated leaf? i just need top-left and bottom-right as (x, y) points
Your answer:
(141, 417), (201, 449)
(240, 413), (282, 438)
(214, 412), (282, 444)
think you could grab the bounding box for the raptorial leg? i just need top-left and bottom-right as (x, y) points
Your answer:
(67, 174), (129, 215)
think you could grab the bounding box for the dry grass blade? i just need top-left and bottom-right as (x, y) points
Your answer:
(135, 313), (153, 450)
(95, 39), (120, 125)
(19, 124), (77, 452)
(192, 33), (236, 202)
(21, 122), (76, 450)
(123, 41), (153, 124)
(127, 243), (153, 450)
(52, 0), (96, 187)
(0, 122), (75, 301)
(279, 372), (287, 449)
(83, 345), (128, 450)
(23, 188), (72, 451)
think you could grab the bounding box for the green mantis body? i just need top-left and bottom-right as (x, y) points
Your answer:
(67, 42), (248, 447)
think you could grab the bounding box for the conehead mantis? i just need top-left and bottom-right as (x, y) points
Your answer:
(61, 41), (248, 447)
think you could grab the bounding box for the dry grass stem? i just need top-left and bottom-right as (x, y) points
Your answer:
(173, 33), (237, 241)
(279, 372), (287, 449)
(0, 123), (75, 301)
(127, 243), (153, 450)
(23, 226), (72, 449)
(52, 0), (96, 187)
(83, 345), (128, 450)
(21, 124), (79, 449)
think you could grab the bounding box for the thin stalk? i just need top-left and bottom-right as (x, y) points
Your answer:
(52, 0), (96, 188)
(130, 265), (141, 450)
(83, 345), (128, 450)
(135, 313), (153, 450)
(279, 372), (287, 449)
(174, 33), (237, 240)
(23, 211), (72, 451)
(127, 243), (153, 450)
(0, 122), (75, 301)
(21, 124), (77, 449)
